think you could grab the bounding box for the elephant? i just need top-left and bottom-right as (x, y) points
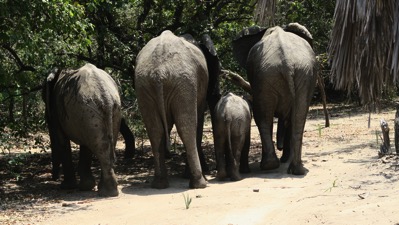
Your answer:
(44, 63), (121, 197)
(120, 117), (136, 159)
(233, 23), (317, 175)
(134, 30), (221, 189)
(213, 92), (251, 181)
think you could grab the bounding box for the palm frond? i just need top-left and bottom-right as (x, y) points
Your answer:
(392, 1), (399, 77)
(329, 0), (396, 104)
(254, 0), (277, 26)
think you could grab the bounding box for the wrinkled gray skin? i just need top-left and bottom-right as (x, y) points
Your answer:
(135, 30), (220, 189)
(213, 92), (251, 181)
(233, 24), (317, 175)
(45, 63), (121, 197)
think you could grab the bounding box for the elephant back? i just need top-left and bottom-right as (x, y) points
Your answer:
(135, 30), (209, 97)
(53, 63), (121, 145)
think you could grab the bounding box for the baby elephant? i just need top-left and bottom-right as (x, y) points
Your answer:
(213, 92), (251, 181)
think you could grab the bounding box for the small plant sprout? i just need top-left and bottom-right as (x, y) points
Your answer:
(318, 124), (322, 137)
(375, 130), (379, 145)
(182, 193), (192, 209)
(325, 179), (338, 192)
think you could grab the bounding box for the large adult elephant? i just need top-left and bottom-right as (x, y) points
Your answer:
(44, 63), (121, 197)
(134, 30), (220, 189)
(233, 23), (317, 175)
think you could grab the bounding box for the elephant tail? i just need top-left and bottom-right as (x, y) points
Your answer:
(155, 76), (171, 152)
(107, 102), (120, 165)
(226, 120), (234, 163)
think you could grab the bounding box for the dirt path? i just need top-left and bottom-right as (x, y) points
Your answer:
(2, 104), (399, 225)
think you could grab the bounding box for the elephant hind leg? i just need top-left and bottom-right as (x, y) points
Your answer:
(174, 120), (206, 189)
(150, 133), (169, 189)
(89, 140), (118, 197)
(253, 96), (279, 171)
(146, 124), (169, 189)
(258, 124), (279, 171)
(120, 118), (135, 159)
(239, 130), (251, 173)
(229, 135), (243, 181)
(280, 121), (291, 163)
(59, 138), (78, 189)
(78, 145), (96, 191)
(214, 134), (228, 180)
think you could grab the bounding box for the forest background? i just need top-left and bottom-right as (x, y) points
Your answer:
(0, 0), (350, 151)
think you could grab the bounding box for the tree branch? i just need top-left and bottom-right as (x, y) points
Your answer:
(221, 69), (252, 93)
(137, 0), (154, 30)
(2, 44), (36, 72)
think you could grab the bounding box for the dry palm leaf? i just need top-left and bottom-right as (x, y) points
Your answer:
(329, 0), (397, 104)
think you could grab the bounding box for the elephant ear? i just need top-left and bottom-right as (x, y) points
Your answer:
(232, 26), (267, 69)
(180, 33), (198, 46)
(284, 22), (313, 48)
(44, 68), (61, 120)
(200, 34), (221, 112)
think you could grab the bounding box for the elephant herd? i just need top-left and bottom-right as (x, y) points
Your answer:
(44, 23), (317, 197)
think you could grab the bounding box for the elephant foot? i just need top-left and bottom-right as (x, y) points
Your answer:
(98, 186), (119, 197)
(98, 179), (119, 197)
(124, 148), (135, 159)
(51, 167), (60, 181)
(79, 176), (96, 191)
(287, 162), (307, 175)
(280, 153), (289, 163)
(239, 164), (251, 173)
(260, 156), (280, 171)
(151, 176), (169, 189)
(229, 171), (242, 182)
(189, 176), (207, 189)
(183, 165), (190, 179)
(216, 168), (228, 181)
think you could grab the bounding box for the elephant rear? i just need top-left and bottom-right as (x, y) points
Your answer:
(233, 24), (317, 175)
(47, 63), (121, 197)
(134, 30), (208, 189)
(213, 93), (251, 181)
(56, 64), (121, 149)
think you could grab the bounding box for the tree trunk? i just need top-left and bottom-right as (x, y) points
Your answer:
(380, 119), (390, 154)
(395, 105), (399, 154)
(8, 96), (14, 123)
(317, 73), (330, 127)
(22, 92), (28, 128)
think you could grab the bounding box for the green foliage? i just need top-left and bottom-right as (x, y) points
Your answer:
(1, 152), (30, 181)
(275, 0), (336, 54)
(0, 0), (338, 150)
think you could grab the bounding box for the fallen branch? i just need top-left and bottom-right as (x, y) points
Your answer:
(221, 69), (251, 93)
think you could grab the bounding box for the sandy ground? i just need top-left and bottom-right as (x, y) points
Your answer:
(3, 104), (399, 225)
